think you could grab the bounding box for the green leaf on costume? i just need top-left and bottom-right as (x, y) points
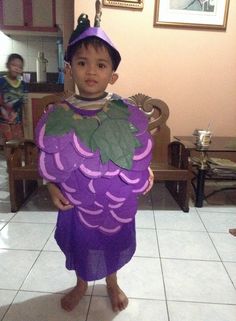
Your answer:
(45, 107), (99, 146)
(105, 100), (130, 119)
(45, 108), (76, 135)
(44, 100), (143, 170)
(91, 118), (141, 169)
(96, 111), (108, 122)
(74, 118), (99, 147)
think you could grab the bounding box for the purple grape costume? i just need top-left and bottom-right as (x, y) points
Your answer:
(35, 17), (153, 281)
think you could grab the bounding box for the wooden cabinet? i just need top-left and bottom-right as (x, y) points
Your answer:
(0, 0), (24, 28)
(0, 0), (57, 34)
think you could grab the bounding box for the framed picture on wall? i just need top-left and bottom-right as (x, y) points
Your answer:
(154, 0), (230, 29)
(102, 0), (144, 9)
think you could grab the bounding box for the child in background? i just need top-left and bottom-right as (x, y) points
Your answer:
(35, 10), (154, 313)
(0, 53), (27, 143)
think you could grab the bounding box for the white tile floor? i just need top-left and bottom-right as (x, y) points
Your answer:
(1, 151), (236, 321)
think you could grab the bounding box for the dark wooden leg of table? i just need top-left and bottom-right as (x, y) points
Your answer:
(195, 168), (206, 207)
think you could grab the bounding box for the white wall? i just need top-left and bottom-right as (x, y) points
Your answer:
(0, 33), (58, 72)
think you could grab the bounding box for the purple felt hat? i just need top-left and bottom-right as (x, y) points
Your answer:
(65, 18), (121, 70)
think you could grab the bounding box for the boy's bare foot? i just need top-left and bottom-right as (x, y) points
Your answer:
(229, 228), (236, 237)
(61, 279), (88, 312)
(106, 273), (128, 312)
(107, 284), (129, 312)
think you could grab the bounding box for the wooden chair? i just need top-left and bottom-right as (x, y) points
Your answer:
(6, 138), (39, 212)
(7, 93), (191, 212)
(128, 94), (191, 212)
(6, 93), (65, 212)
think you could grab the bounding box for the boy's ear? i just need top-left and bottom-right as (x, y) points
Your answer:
(65, 63), (72, 77)
(109, 73), (118, 85)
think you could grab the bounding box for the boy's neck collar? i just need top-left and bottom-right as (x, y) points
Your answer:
(75, 92), (108, 101)
(5, 75), (20, 87)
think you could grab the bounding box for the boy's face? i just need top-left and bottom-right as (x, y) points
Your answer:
(70, 44), (118, 99)
(7, 58), (23, 79)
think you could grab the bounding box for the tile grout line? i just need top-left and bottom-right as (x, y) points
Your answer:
(196, 208), (236, 290)
(85, 282), (95, 321)
(153, 209), (171, 321)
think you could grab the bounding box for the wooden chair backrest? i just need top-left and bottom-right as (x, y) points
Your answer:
(128, 93), (170, 163)
(32, 92), (66, 137)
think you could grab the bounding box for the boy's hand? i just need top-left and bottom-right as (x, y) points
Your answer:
(143, 167), (154, 195)
(47, 182), (74, 211)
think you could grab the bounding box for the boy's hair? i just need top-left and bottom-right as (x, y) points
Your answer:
(6, 53), (24, 65)
(67, 36), (120, 71)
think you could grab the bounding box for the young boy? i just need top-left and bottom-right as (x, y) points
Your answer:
(0, 54), (27, 143)
(36, 13), (154, 313)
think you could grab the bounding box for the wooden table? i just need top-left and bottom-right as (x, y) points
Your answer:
(174, 136), (236, 207)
